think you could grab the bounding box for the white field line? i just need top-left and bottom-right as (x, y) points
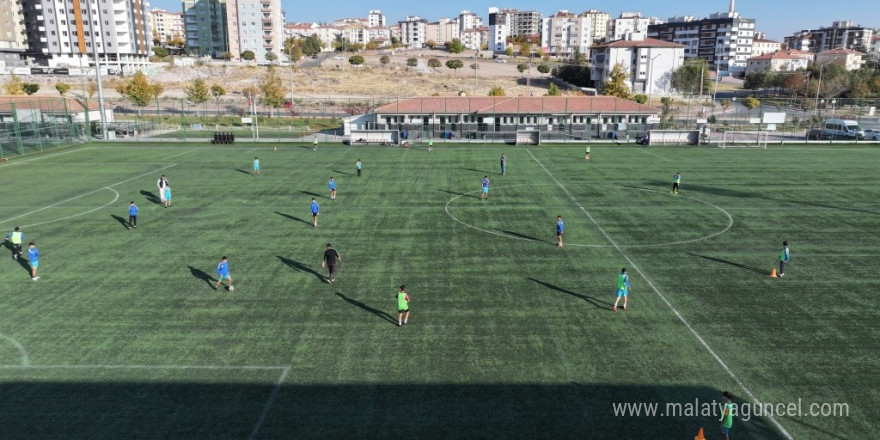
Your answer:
(525, 148), (793, 440)
(0, 333), (29, 367)
(0, 364), (289, 370)
(0, 147), (90, 168)
(248, 366), (290, 440)
(10, 162), (176, 165)
(22, 188), (119, 229)
(0, 163), (178, 227)
(162, 149), (196, 160)
(638, 148), (674, 162)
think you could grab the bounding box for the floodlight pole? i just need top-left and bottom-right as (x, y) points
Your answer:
(473, 49), (479, 96)
(86, 1), (107, 139)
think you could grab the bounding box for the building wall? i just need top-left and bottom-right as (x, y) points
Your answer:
(541, 13), (592, 58)
(183, 0), (228, 57)
(399, 16), (427, 49)
(751, 39), (781, 57)
(648, 14), (754, 74)
(580, 9), (609, 41)
(225, 0), (282, 63)
(150, 9), (184, 45)
(0, 0), (28, 66)
(610, 14), (663, 41)
(368, 10), (384, 28)
(591, 43), (684, 95)
(784, 22), (874, 53)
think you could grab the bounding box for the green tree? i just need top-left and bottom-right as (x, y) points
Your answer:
(517, 63), (528, 75)
(504, 47), (514, 57)
(633, 94), (648, 104)
(546, 83), (561, 96)
(258, 65), (287, 116)
(22, 83), (39, 95)
(869, 76), (880, 96)
(488, 85), (505, 96)
(380, 55), (390, 67)
(570, 48), (586, 64)
(519, 41), (532, 58)
(117, 71), (164, 114)
(427, 58), (441, 71)
(741, 97), (761, 118)
(170, 33), (185, 48)
(744, 72), (769, 90)
(55, 82), (71, 96)
(425, 40), (437, 49)
(445, 59), (464, 73)
(241, 50), (256, 61)
(602, 63), (632, 99)
(348, 55), (365, 66)
(265, 52), (278, 64)
(406, 58), (418, 70)
(3, 74), (24, 95)
(220, 52), (233, 61)
(720, 99), (732, 113)
(671, 60), (712, 95)
(185, 78), (210, 115)
(153, 47), (169, 58)
(447, 38), (465, 54)
(210, 84), (226, 112)
(300, 35), (324, 56)
(537, 64), (550, 76)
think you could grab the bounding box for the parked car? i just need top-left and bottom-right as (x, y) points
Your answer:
(863, 129), (880, 140)
(495, 58), (507, 63)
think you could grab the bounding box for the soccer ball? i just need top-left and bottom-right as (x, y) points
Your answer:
(228, 285), (234, 291)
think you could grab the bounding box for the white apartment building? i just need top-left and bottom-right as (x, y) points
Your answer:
(20, 0), (152, 70)
(0, 0), (27, 66)
(488, 7), (541, 54)
(541, 11), (593, 59)
(426, 18), (459, 46)
(590, 34), (685, 96)
(745, 51), (812, 75)
(461, 27), (486, 51)
(871, 35), (880, 58)
(609, 12), (664, 42)
(149, 9), (184, 45)
(580, 9), (609, 41)
(224, 0), (284, 64)
(459, 10), (482, 33)
(784, 21), (874, 54)
(399, 16), (427, 49)
(368, 10), (385, 28)
(816, 47), (865, 71)
(751, 38), (781, 57)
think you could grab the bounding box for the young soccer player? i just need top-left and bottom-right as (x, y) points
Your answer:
(779, 241), (790, 277)
(613, 268), (631, 312)
(214, 256), (234, 290)
(321, 243), (341, 284)
(481, 176), (489, 200)
(396, 284), (410, 326)
(313, 137), (318, 151)
(556, 216), (564, 247)
(428, 139), (433, 152)
(329, 177), (337, 200)
(500, 154), (507, 176)
(27, 242), (39, 280)
(310, 197), (319, 228)
(164, 186), (172, 207)
(720, 391), (734, 440)
(585, 145), (590, 161)
(672, 171), (681, 194)
(253, 156), (260, 176)
(356, 159), (362, 177)
(5, 226), (24, 260)
(157, 175), (169, 203)
(128, 201), (138, 229)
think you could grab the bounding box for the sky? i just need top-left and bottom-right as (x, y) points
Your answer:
(153, 0), (880, 41)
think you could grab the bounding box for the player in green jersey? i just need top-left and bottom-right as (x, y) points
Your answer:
(613, 268), (631, 312)
(720, 391), (734, 440)
(396, 285), (410, 326)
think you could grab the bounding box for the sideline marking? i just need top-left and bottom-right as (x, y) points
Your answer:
(0, 333), (29, 367)
(0, 147), (89, 168)
(0, 164), (178, 227)
(22, 188), (119, 229)
(444, 184), (733, 248)
(163, 149), (196, 160)
(638, 148), (674, 162)
(525, 148), (793, 440)
(248, 366), (290, 440)
(0, 364), (289, 370)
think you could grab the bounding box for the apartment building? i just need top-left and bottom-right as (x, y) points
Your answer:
(488, 7), (541, 54)
(225, 0), (283, 63)
(745, 50), (812, 75)
(183, 0), (227, 57)
(149, 9), (184, 45)
(0, 0), (27, 66)
(19, 0), (152, 69)
(609, 12), (664, 42)
(540, 10), (593, 59)
(590, 34), (685, 95)
(399, 16), (427, 49)
(784, 21), (874, 53)
(816, 47), (865, 71)
(368, 10), (385, 28)
(459, 10), (482, 33)
(580, 9), (609, 41)
(751, 38), (780, 57)
(426, 18), (459, 46)
(461, 27), (486, 51)
(647, 1), (754, 75)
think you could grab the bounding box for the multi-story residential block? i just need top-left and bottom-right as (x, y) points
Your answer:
(368, 10), (385, 28)
(183, 0), (227, 57)
(19, 0), (152, 69)
(870, 35), (880, 58)
(150, 9), (184, 45)
(816, 47), (865, 71)
(0, 0), (27, 66)
(461, 27), (487, 51)
(590, 34), (685, 95)
(745, 50), (812, 75)
(488, 7), (541, 54)
(784, 21), (874, 54)
(647, 1), (755, 75)
(458, 10), (482, 33)
(751, 38), (781, 57)
(225, 0), (283, 63)
(399, 16), (427, 49)
(541, 10), (593, 59)
(609, 12), (664, 42)
(580, 9), (609, 42)
(426, 18), (459, 46)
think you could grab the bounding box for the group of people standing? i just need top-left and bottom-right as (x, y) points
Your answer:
(5, 226), (40, 280)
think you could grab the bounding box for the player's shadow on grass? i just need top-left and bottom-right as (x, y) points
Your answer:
(335, 293), (398, 326)
(140, 190), (161, 205)
(187, 266), (215, 288)
(331, 169), (354, 176)
(234, 169), (252, 176)
(439, 189), (477, 199)
(274, 211), (312, 227)
(16, 255), (31, 278)
(528, 278), (615, 310)
(688, 253), (768, 275)
(110, 215), (130, 229)
(276, 256), (325, 282)
(299, 190), (326, 199)
(498, 229), (545, 243)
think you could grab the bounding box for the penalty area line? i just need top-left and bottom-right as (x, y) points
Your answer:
(248, 366), (290, 440)
(524, 148), (793, 440)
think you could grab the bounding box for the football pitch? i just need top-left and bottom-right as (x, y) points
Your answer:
(0, 142), (877, 439)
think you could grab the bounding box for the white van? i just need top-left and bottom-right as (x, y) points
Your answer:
(823, 119), (865, 140)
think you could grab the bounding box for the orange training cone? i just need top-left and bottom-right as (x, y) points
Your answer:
(770, 268), (778, 278)
(694, 427), (705, 440)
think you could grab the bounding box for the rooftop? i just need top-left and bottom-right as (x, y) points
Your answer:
(374, 96), (659, 115)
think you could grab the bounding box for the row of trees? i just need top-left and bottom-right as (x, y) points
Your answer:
(744, 62), (880, 100)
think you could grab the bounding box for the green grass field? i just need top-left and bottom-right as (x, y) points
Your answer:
(0, 142), (877, 439)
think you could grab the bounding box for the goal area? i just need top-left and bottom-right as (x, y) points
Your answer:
(718, 131), (769, 149)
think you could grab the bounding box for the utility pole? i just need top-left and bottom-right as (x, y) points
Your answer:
(86, 1), (107, 139)
(473, 49), (479, 96)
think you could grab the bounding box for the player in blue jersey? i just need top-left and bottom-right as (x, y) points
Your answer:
(329, 177), (337, 200)
(310, 197), (320, 228)
(613, 268), (631, 312)
(27, 242), (40, 280)
(556, 216), (564, 247)
(253, 157), (260, 176)
(213, 256), (234, 290)
(128, 201), (138, 229)
(481, 176), (489, 200)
